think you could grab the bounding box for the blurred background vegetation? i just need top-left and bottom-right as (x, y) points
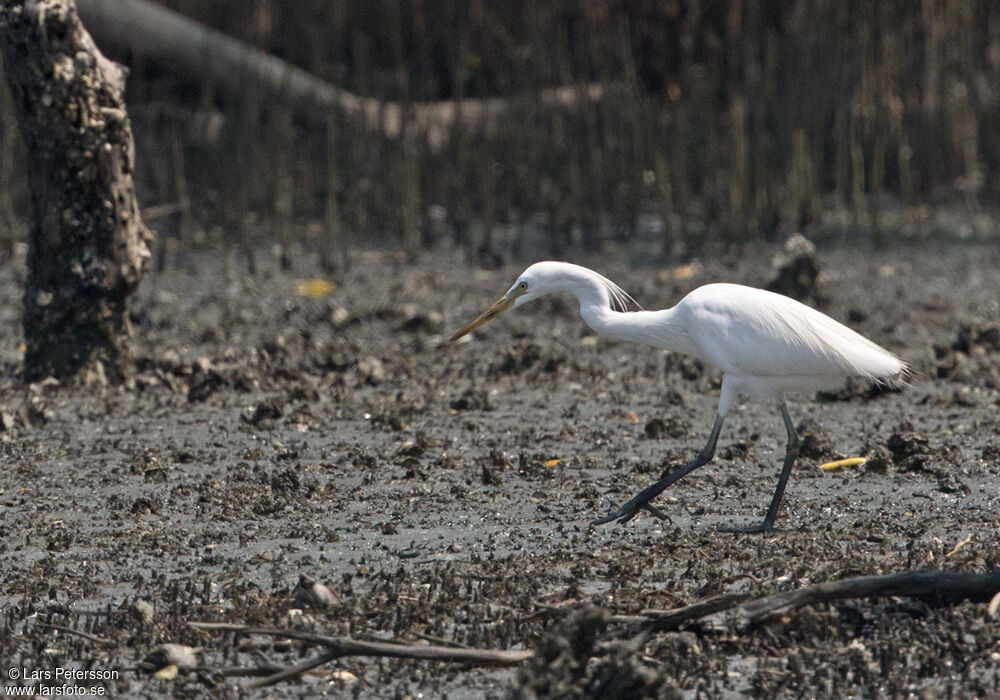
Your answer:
(2, 0), (999, 270)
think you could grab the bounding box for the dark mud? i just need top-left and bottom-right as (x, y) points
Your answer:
(1, 240), (999, 698)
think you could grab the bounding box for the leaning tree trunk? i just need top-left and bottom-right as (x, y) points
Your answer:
(0, 0), (150, 382)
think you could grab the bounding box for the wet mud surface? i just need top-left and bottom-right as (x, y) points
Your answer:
(1, 241), (999, 697)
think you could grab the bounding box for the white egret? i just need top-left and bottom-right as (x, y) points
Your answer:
(449, 261), (906, 532)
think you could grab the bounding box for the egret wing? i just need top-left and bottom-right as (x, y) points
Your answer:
(678, 284), (903, 381)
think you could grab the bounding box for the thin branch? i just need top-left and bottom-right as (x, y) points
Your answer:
(189, 621), (531, 666)
(412, 631), (471, 649)
(215, 664), (286, 678)
(246, 649), (341, 689)
(36, 623), (113, 646)
(635, 592), (751, 631)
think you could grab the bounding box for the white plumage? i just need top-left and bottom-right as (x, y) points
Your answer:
(450, 261), (906, 532)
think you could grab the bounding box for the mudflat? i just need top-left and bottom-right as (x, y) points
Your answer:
(1, 240), (998, 697)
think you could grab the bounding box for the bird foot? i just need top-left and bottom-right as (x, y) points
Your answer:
(590, 492), (671, 526)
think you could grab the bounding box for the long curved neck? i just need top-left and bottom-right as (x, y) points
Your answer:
(561, 270), (692, 355)
(582, 306), (693, 354)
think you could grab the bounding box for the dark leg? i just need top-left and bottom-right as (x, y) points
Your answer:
(591, 414), (725, 526)
(719, 402), (800, 533)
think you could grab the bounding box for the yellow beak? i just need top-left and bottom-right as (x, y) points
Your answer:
(449, 294), (516, 342)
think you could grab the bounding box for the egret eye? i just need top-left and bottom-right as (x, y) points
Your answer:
(518, 281), (528, 291)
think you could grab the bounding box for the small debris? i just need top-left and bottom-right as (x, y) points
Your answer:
(241, 397), (285, 425)
(130, 497), (160, 515)
(293, 574), (338, 609)
(886, 425), (933, 469)
(945, 534), (972, 558)
(188, 369), (227, 403)
(953, 323), (1000, 354)
(796, 420), (835, 460)
(450, 387), (493, 411)
(357, 355), (386, 384)
(329, 670), (359, 684)
(644, 416), (688, 439)
(140, 644), (200, 674)
(511, 606), (676, 699)
(864, 444), (892, 473)
(397, 304), (444, 333)
(132, 600), (155, 626)
(988, 592), (1000, 619)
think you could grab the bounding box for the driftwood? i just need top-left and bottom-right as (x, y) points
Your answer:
(734, 569), (1000, 624)
(188, 569), (998, 687)
(76, 0), (606, 147)
(0, 0), (151, 382)
(614, 569), (1000, 633)
(188, 621), (532, 689)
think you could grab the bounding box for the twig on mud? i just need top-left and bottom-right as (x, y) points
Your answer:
(734, 569), (1000, 624)
(520, 601), (580, 623)
(603, 569), (1000, 636)
(626, 592), (752, 630)
(246, 650), (341, 689)
(412, 631), (471, 648)
(574, 567), (993, 637)
(595, 592), (750, 640)
(188, 621), (532, 687)
(215, 664), (286, 678)
(536, 592), (750, 634)
(36, 622), (113, 646)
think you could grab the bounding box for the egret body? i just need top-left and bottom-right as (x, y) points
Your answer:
(449, 261), (906, 532)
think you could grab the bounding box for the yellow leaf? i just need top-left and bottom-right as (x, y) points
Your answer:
(627, 411), (639, 423)
(18, 342), (26, 353)
(295, 279), (338, 299)
(818, 457), (867, 472)
(543, 459), (561, 467)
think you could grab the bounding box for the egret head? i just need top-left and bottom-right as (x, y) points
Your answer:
(449, 262), (637, 342)
(448, 262), (561, 343)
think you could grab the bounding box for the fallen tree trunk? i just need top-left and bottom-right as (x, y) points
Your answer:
(75, 0), (606, 147)
(0, 0), (151, 382)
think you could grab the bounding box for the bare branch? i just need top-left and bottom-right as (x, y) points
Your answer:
(36, 623), (113, 646)
(599, 570), (1000, 639)
(735, 569), (1000, 624)
(189, 621), (532, 667)
(246, 650), (341, 689)
(625, 592), (751, 631)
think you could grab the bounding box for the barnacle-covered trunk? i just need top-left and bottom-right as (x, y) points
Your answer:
(0, 0), (150, 382)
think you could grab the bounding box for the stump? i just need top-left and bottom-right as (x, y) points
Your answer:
(0, 0), (150, 382)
